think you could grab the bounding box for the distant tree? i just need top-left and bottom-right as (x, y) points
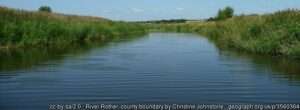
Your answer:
(207, 17), (216, 21)
(39, 6), (52, 13)
(216, 6), (234, 20)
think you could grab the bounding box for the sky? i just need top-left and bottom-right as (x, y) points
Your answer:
(0, 0), (299, 21)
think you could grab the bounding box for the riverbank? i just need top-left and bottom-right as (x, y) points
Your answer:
(1, 6), (300, 59)
(148, 9), (300, 59)
(1, 33), (300, 109)
(0, 6), (146, 48)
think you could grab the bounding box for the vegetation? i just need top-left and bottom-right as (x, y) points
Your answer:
(137, 19), (187, 24)
(0, 6), (146, 48)
(216, 6), (234, 20)
(38, 6), (52, 13)
(148, 9), (300, 58)
(207, 6), (234, 21)
(1, 5), (300, 59)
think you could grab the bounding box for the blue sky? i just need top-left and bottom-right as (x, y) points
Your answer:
(0, 0), (299, 21)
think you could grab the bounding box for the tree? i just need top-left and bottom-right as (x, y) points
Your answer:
(216, 6), (234, 20)
(39, 6), (52, 13)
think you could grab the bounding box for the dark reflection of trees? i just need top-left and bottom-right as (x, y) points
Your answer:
(203, 34), (300, 83)
(0, 34), (147, 72)
(219, 49), (300, 82)
(0, 44), (93, 72)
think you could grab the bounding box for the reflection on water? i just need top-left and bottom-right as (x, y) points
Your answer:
(0, 47), (85, 71)
(219, 50), (300, 84)
(0, 45), (90, 71)
(0, 36), (143, 72)
(1, 33), (300, 110)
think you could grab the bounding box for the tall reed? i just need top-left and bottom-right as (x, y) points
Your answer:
(149, 9), (300, 58)
(0, 6), (146, 48)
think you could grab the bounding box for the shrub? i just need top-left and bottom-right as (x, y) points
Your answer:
(216, 6), (234, 20)
(38, 6), (52, 13)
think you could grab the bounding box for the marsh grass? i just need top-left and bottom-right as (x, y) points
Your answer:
(0, 6), (146, 48)
(149, 9), (300, 58)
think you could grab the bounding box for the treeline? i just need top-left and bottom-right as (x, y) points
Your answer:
(0, 6), (146, 48)
(138, 19), (187, 24)
(141, 7), (234, 24)
(150, 9), (300, 58)
(207, 6), (234, 21)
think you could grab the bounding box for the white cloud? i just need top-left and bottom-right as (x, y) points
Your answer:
(176, 7), (184, 11)
(131, 8), (144, 13)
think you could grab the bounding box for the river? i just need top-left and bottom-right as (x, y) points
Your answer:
(1, 33), (300, 110)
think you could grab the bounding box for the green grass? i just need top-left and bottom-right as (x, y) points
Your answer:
(148, 9), (300, 58)
(0, 6), (146, 48)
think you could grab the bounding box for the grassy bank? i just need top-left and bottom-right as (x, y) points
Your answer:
(1, 6), (300, 59)
(149, 9), (300, 58)
(0, 6), (146, 48)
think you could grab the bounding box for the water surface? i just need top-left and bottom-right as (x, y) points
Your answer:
(1, 33), (300, 110)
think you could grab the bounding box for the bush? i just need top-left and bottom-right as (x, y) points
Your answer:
(216, 6), (234, 20)
(38, 6), (52, 13)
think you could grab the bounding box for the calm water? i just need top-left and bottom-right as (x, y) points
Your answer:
(1, 33), (300, 110)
